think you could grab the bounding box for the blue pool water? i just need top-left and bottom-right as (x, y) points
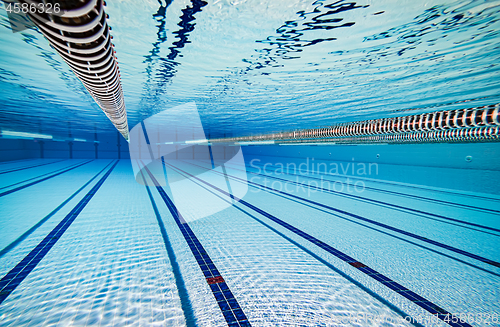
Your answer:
(0, 149), (499, 326)
(0, 0), (500, 326)
(1, 0), (500, 138)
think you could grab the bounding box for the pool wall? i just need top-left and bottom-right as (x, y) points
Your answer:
(1, 137), (499, 194)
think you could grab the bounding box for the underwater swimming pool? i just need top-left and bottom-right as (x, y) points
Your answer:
(1, 0), (500, 326)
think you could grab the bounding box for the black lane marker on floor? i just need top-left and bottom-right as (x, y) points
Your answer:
(245, 158), (500, 203)
(234, 161), (500, 232)
(143, 162), (251, 327)
(200, 160), (500, 235)
(167, 162), (423, 327)
(0, 160), (93, 197)
(0, 161), (115, 258)
(235, 160), (500, 214)
(141, 171), (197, 327)
(221, 165), (234, 202)
(183, 161), (500, 277)
(185, 161), (500, 268)
(0, 160), (119, 305)
(231, 167), (500, 237)
(140, 122), (155, 160)
(0, 160), (66, 175)
(208, 145), (215, 169)
(0, 159), (36, 166)
(165, 161), (473, 327)
(0, 160), (91, 191)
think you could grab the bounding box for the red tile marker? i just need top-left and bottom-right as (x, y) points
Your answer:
(349, 261), (367, 268)
(207, 276), (225, 285)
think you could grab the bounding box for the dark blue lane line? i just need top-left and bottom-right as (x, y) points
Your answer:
(236, 160), (500, 214)
(239, 160), (500, 214)
(187, 160), (500, 269)
(208, 145), (215, 169)
(165, 161), (475, 327)
(143, 161), (251, 327)
(0, 160), (93, 191)
(0, 160), (119, 305)
(221, 161), (500, 235)
(0, 160), (93, 198)
(244, 158), (500, 203)
(141, 172), (197, 327)
(0, 161), (115, 258)
(221, 165), (234, 201)
(140, 122), (155, 160)
(220, 161), (500, 236)
(167, 162), (425, 327)
(0, 159), (66, 175)
(184, 161), (500, 277)
(0, 159), (37, 166)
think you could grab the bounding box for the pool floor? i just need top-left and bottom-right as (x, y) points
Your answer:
(0, 159), (499, 326)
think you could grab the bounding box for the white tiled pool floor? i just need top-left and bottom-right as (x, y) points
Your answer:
(0, 159), (499, 326)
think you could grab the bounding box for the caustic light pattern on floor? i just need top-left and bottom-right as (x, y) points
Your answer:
(0, 159), (499, 326)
